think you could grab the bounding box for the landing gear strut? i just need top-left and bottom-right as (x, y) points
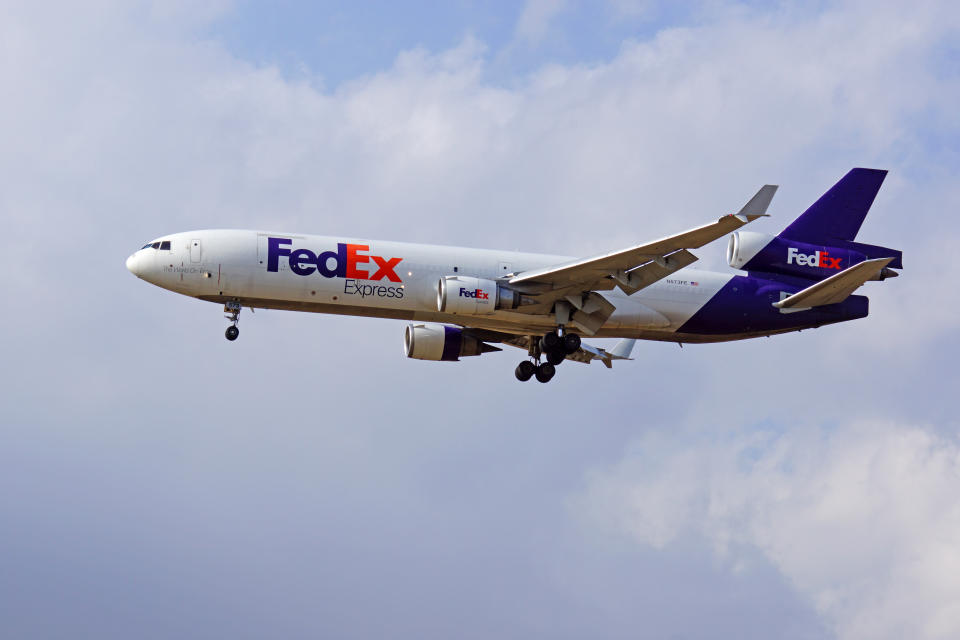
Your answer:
(224, 301), (241, 341)
(514, 328), (580, 383)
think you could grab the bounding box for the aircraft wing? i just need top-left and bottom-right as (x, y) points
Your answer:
(504, 185), (777, 333)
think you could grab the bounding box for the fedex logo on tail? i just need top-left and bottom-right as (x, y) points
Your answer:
(787, 246), (842, 270)
(459, 287), (489, 300)
(267, 237), (402, 281)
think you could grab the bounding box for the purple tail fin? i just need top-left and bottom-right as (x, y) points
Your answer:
(780, 168), (887, 243)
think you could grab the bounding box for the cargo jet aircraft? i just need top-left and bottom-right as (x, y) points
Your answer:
(126, 168), (901, 383)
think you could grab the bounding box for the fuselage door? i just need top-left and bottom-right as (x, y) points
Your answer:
(190, 239), (201, 263)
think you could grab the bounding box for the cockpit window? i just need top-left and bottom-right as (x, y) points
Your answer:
(151, 242), (161, 249)
(159, 240), (171, 250)
(141, 243), (153, 250)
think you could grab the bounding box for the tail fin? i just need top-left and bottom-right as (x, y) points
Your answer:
(780, 168), (887, 243)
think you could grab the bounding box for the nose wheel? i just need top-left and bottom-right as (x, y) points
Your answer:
(224, 301), (241, 341)
(514, 329), (580, 383)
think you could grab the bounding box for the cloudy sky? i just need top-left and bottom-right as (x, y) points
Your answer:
(1, 1), (959, 638)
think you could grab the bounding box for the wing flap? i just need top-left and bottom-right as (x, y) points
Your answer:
(613, 249), (698, 294)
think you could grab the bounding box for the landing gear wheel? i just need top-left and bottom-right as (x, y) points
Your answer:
(224, 301), (242, 342)
(535, 362), (556, 383)
(515, 361), (536, 382)
(563, 333), (581, 354)
(540, 331), (561, 353)
(545, 349), (565, 366)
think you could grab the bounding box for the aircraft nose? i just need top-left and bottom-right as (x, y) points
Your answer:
(126, 253), (140, 276)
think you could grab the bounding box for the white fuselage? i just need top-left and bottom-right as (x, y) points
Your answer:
(126, 229), (733, 339)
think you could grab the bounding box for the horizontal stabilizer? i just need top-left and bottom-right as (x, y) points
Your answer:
(773, 257), (894, 309)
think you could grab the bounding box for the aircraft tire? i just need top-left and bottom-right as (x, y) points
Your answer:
(535, 362), (555, 383)
(515, 361), (536, 381)
(563, 333), (581, 354)
(545, 349), (565, 366)
(540, 331), (561, 353)
(225, 326), (239, 341)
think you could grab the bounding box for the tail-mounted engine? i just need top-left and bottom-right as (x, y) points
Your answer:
(727, 231), (902, 280)
(404, 323), (501, 361)
(437, 276), (523, 315)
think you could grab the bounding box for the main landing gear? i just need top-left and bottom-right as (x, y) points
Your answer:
(514, 329), (581, 383)
(224, 301), (241, 341)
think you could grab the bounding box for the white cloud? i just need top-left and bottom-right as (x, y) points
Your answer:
(605, 0), (654, 20)
(575, 420), (960, 639)
(0, 1), (958, 637)
(515, 0), (569, 45)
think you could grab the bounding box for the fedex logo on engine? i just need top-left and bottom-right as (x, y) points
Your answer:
(459, 287), (489, 300)
(787, 247), (842, 270)
(267, 237), (402, 282)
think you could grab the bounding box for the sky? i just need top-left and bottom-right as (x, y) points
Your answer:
(1, 1), (959, 638)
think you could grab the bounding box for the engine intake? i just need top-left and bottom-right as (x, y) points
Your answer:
(404, 323), (500, 361)
(437, 276), (521, 315)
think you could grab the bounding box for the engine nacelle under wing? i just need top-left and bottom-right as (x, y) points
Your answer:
(404, 323), (500, 361)
(437, 276), (521, 315)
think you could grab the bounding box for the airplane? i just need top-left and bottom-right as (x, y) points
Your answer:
(126, 168), (902, 383)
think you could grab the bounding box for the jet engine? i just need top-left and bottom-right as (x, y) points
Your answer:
(728, 231), (900, 280)
(727, 231), (776, 269)
(404, 323), (501, 361)
(436, 276), (522, 315)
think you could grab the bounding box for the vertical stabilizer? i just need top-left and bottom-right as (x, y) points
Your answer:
(780, 168), (887, 243)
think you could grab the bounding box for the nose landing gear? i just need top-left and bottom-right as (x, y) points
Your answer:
(224, 301), (241, 341)
(514, 329), (580, 383)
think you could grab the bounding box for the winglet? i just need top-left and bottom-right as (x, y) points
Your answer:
(735, 184), (778, 222)
(609, 338), (636, 359)
(599, 339), (636, 369)
(573, 338), (637, 368)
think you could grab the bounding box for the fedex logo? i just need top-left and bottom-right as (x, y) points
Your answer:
(459, 287), (489, 300)
(787, 246), (842, 270)
(267, 237), (402, 282)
